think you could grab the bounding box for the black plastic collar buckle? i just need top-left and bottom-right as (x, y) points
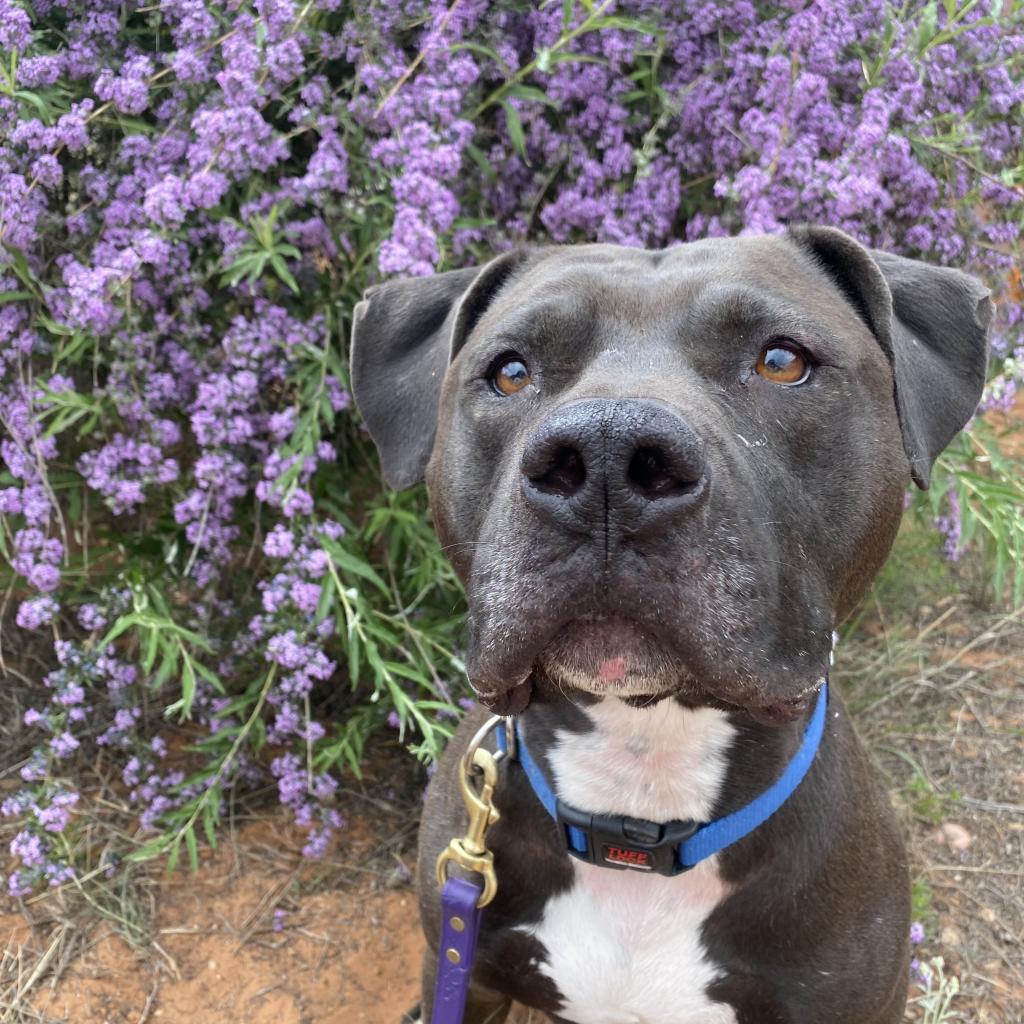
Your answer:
(555, 799), (700, 877)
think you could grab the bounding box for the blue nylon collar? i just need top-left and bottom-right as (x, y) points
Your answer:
(497, 681), (828, 873)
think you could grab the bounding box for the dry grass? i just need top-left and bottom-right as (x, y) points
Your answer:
(840, 594), (1024, 1024)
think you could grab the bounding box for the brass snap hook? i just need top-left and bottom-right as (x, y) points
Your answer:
(435, 716), (511, 908)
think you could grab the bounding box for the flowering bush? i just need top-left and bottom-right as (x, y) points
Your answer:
(1, 0), (1022, 894)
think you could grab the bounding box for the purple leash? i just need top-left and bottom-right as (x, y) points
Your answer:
(430, 876), (485, 1024)
(430, 716), (514, 1024)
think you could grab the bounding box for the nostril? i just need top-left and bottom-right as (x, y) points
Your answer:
(529, 445), (586, 497)
(628, 446), (699, 498)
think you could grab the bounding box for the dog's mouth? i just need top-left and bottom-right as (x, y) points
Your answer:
(468, 608), (829, 723)
(538, 615), (685, 698)
(466, 611), (681, 714)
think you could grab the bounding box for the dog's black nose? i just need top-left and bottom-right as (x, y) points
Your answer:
(521, 399), (707, 536)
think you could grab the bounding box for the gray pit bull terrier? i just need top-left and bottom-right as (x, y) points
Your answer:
(350, 227), (991, 1024)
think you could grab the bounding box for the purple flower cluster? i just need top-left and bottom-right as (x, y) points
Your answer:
(346, 2), (488, 274)
(167, 304), (333, 584)
(249, 521), (346, 853)
(2, 636), (137, 896)
(122, 738), (201, 834)
(271, 753), (343, 859)
(78, 424), (180, 515)
(1, 373), (64, 629)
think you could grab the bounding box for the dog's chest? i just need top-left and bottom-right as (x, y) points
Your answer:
(525, 700), (738, 1024)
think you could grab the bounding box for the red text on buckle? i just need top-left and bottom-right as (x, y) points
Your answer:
(603, 845), (652, 869)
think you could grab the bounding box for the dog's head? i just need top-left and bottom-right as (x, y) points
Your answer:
(350, 228), (990, 718)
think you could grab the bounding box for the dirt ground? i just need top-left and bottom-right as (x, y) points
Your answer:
(1, 592), (1021, 1024)
(0, 778), (428, 1023)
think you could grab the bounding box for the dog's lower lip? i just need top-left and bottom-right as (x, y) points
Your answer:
(538, 614), (670, 690)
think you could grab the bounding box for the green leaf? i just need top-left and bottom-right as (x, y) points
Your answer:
(15, 89), (58, 124)
(588, 15), (657, 35)
(180, 651), (197, 719)
(5, 246), (41, 292)
(505, 84), (559, 107)
(35, 313), (74, 337)
(193, 659), (224, 692)
(167, 837), (181, 873)
(142, 627), (160, 674)
(501, 100), (527, 160)
(450, 41), (503, 64)
(185, 825), (199, 872)
(251, 714), (266, 752)
(466, 143), (499, 184)
(127, 835), (173, 864)
(547, 52), (607, 67)
(202, 799), (219, 850)
(347, 624), (361, 687)
(323, 539), (388, 593)
(270, 252), (300, 293)
(221, 251), (264, 288)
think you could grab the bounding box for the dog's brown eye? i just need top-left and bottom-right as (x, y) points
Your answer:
(756, 343), (810, 386)
(491, 355), (532, 396)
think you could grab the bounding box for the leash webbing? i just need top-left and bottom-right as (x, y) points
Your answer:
(431, 717), (510, 1024)
(430, 876), (485, 1024)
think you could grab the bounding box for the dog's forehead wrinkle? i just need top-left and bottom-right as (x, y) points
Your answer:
(513, 234), (857, 331)
(681, 280), (822, 333)
(475, 293), (589, 340)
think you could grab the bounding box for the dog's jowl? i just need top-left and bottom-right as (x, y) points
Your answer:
(350, 228), (990, 1024)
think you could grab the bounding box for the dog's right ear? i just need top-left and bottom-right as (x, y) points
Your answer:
(350, 251), (527, 490)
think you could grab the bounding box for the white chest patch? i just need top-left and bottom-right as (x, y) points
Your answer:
(524, 699), (739, 1024)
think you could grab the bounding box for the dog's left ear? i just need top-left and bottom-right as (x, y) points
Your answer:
(350, 250), (527, 490)
(791, 226), (992, 489)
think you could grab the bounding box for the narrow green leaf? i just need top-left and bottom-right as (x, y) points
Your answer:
(324, 540), (388, 593)
(167, 837), (181, 873)
(127, 835), (173, 863)
(142, 627), (160, 674)
(501, 100), (527, 160)
(270, 253), (300, 293)
(603, 15), (658, 34)
(450, 40), (502, 63)
(465, 143), (499, 184)
(347, 624), (361, 687)
(180, 652), (197, 719)
(184, 825), (199, 872)
(202, 802), (218, 850)
(505, 84), (559, 107)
